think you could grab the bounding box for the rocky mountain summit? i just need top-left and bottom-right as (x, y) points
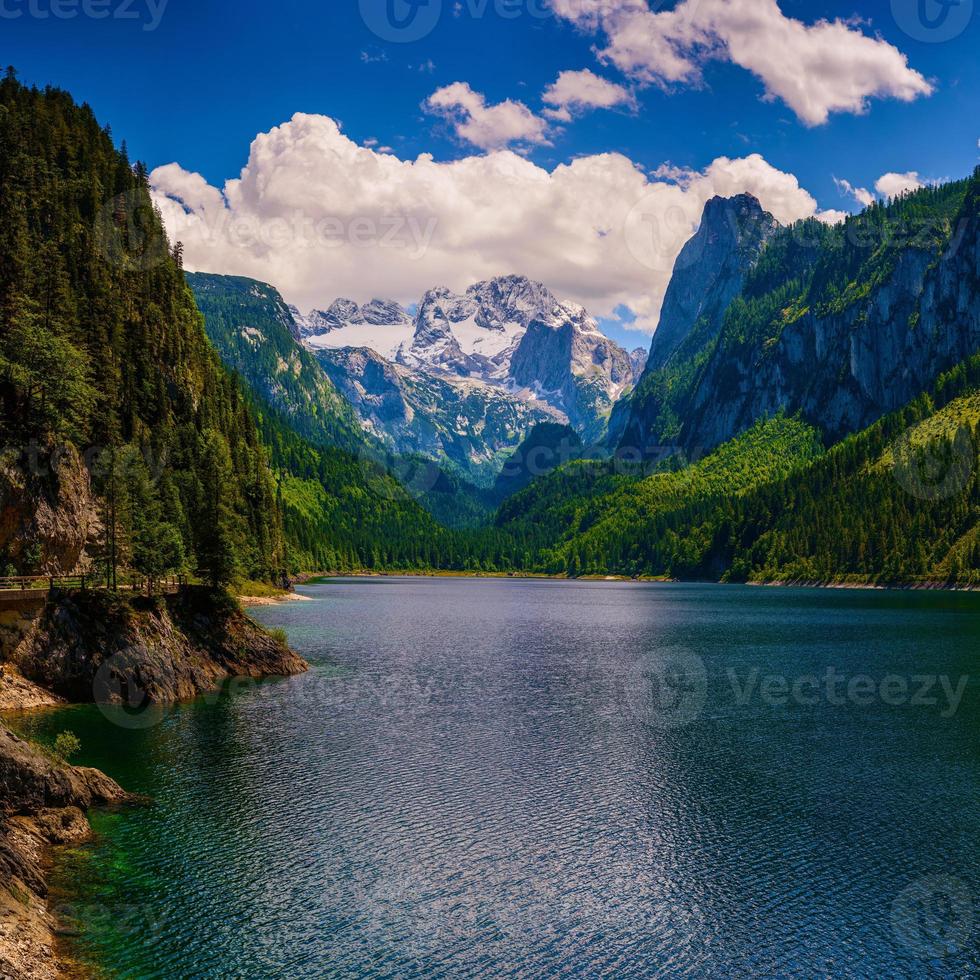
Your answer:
(681, 180), (980, 451)
(290, 298), (411, 340)
(615, 176), (980, 458)
(298, 274), (644, 479)
(647, 194), (779, 373)
(611, 193), (779, 451)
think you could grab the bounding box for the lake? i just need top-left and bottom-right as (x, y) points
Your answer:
(18, 579), (980, 977)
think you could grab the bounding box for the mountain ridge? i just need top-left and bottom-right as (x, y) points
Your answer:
(245, 274), (646, 483)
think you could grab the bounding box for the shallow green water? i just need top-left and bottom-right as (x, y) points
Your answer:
(13, 579), (980, 977)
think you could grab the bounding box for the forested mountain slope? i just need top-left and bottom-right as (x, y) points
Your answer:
(186, 273), (365, 454)
(615, 173), (980, 457)
(495, 350), (980, 585)
(497, 416), (825, 576)
(0, 74), (284, 582)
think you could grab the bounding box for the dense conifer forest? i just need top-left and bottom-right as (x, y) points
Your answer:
(3, 74), (980, 588)
(0, 72), (286, 584)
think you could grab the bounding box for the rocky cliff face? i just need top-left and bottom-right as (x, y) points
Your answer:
(509, 304), (636, 443)
(399, 287), (485, 377)
(649, 194), (779, 372)
(0, 444), (100, 575)
(611, 194), (778, 452)
(13, 587), (306, 705)
(681, 179), (980, 452)
(316, 346), (560, 485)
(611, 176), (980, 459)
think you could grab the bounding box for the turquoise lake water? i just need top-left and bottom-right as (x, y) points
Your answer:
(13, 579), (980, 977)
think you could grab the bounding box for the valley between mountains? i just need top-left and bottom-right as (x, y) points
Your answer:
(188, 271), (646, 498)
(3, 80), (980, 591)
(183, 170), (980, 587)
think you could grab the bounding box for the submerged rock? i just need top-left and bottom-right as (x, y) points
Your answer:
(0, 725), (132, 980)
(0, 584), (306, 978)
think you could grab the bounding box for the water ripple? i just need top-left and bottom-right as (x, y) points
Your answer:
(28, 580), (980, 977)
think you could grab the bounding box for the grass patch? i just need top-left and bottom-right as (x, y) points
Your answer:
(234, 579), (288, 599)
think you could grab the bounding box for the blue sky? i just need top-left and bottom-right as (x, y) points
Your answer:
(5, 0), (979, 347)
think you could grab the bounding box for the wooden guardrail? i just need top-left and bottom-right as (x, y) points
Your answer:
(0, 574), (187, 594)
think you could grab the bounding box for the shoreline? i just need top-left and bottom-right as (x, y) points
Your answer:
(0, 716), (133, 980)
(238, 592), (313, 607)
(297, 569), (980, 594)
(1, 587), (308, 979)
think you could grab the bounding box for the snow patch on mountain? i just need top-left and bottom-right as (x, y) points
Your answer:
(295, 274), (644, 449)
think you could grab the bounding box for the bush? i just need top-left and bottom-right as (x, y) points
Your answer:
(53, 731), (81, 763)
(268, 627), (289, 647)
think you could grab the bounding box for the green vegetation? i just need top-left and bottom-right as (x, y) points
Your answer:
(52, 730), (81, 763)
(0, 72), (285, 584)
(3, 72), (980, 590)
(267, 627), (290, 647)
(496, 416), (825, 576)
(492, 352), (980, 586)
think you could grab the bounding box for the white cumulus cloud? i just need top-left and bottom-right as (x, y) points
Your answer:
(548, 0), (933, 126)
(834, 177), (875, 208)
(151, 113), (833, 335)
(542, 68), (634, 121)
(875, 171), (925, 199)
(835, 171), (929, 209)
(815, 209), (849, 226)
(424, 82), (550, 151)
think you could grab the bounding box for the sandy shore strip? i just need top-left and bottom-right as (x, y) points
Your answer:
(238, 592), (314, 607)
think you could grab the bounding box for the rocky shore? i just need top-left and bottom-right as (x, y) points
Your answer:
(0, 725), (133, 979)
(0, 587), (308, 978)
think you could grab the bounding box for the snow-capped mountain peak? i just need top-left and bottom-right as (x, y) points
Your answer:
(301, 297), (414, 355)
(297, 274), (644, 445)
(465, 275), (558, 333)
